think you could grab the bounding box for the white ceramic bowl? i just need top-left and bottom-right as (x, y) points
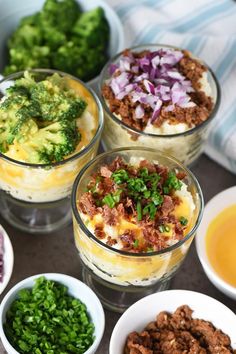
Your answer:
(196, 186), (236, 300)
(109, 289), (236, 354)
(0, 273), (105, 354)
(0, 0), (124, 90)
(0, 225), (14, 295)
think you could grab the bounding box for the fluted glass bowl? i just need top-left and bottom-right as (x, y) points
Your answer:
(0, 69), (103, 233)
(99, 44), (220, 166)
(72, 147), (203, 312)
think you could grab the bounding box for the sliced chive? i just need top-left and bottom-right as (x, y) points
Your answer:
(133, 239), (139, 248)
(102, 194), (115, 208)
(136, 201), (142, 221)
(180, 216), (188, 226)
(164, 225), (170, 232)
(159, 225), (165, 233)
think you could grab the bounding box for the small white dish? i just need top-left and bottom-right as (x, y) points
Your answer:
(0, 273), (105, 354)
(195, 186), (236, 299)
(0, 0), (125, 90)
(109, 289), (236, 354)
(0, 225), (14, 295)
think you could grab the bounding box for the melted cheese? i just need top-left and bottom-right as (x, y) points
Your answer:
(206, 204), (236, 287)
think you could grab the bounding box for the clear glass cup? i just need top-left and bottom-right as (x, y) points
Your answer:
(99, 44), (220, 166)
(0, 69), (104, 233)
(71, 147), (204, 312)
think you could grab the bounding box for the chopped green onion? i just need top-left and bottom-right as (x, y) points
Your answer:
(102, 193), (115, 208)
(148, 173), (161, 190)
(143, 202), (156, 220)
(112, 189), (122, 203)
(147, 247), (154, 252)
(143, 190), (151, 198)
(164, 171), (182, 192)
(133, 239), (139, 248)
(159, 225), (165, 233)
(180, 216), (188, 226)
(151, 191), (163, 206)
(127, 178), (147, 193)
(112, 169), (129, 184)
(163, 186), (169, 194)
(139, 167), (149, 178)
(164, 225), (170, 232)
(136, 201), (142, 221)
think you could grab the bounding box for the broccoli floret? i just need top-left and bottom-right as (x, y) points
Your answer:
(40, 0), (81, 33)
(30, 75), (87, 121)
(8, 24), (42, 49)
(0, 83), (41, 149)
(0, 72), (87, 163)
(4, 46), (50, 75)
(41, 26), (66, 50)
(72, 7), (109, 48)
(0, 95), (30, 150)
(20, 120), (80, 163)
(53, 42), (108, 81)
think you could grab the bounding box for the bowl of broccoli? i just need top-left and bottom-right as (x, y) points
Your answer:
(0, 69), (104, 233)
(0, 0), (124, 89)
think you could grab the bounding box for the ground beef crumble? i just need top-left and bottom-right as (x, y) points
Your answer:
(102, 49), (214, 132)
(124, 305), (235, 354)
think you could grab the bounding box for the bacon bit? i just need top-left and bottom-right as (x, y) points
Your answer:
(102, 205), (118, 226)
(109, 156), (127, 172)
(139, 159), (156, 173)
(176, 171), (187, 180)
(94, 224), (106, 239)
(161, 196), (175, 216)
(117, 203), (125, 216)
(125, 198), (136, 215)
(79, 192), (97, 217)
(100, 165), (113, 178)
(142, 227), (166, 250)
(119, 230), (135, 249)
(172, 195), (181, 206)
(106, 236), (117, 246)
(175, 222), (184, 239)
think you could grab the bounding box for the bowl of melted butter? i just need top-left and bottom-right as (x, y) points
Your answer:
(196, 186), (236, 299)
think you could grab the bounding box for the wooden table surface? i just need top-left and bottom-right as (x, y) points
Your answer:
(0, 154), (235, 354)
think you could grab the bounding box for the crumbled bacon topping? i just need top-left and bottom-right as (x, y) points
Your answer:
(78, 158), (191, 253)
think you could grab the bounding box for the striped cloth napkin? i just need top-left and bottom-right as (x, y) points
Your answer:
(107, 0), (236, 174)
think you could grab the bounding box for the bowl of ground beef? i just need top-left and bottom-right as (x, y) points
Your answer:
(71, 147), (203, 312)
(99, 45), (220, 166)
(109, 289), (236, 354)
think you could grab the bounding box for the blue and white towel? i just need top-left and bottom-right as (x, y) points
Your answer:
(108, 0), (236, 174)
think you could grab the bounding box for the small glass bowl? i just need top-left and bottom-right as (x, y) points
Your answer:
(71, 147), (204, 312)
(99, 44), (220, 166)
(0, 69), (104, 233)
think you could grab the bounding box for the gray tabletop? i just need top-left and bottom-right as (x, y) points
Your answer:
(0, 153), (235, 354)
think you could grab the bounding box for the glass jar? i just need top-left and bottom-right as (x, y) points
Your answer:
(72, 147), (203, 312)
(0, 69), (104, 233)
(99, 44), (220, 166)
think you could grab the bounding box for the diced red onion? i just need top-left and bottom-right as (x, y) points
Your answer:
(151, 55), (160, 68)
(109, 63), (118, 75)
(108, 48), (195, 125)
(151, 99), (162, 122)
(135, 104), (145, 119)
(143, 79), (155, 95)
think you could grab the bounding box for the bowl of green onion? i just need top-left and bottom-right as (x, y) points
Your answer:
(0, 273), (105, 354)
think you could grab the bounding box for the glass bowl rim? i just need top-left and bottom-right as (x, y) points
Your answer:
(71, 146), (204, 257)
(0, 68), (104, 169)
(98, 43), (221, 139)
